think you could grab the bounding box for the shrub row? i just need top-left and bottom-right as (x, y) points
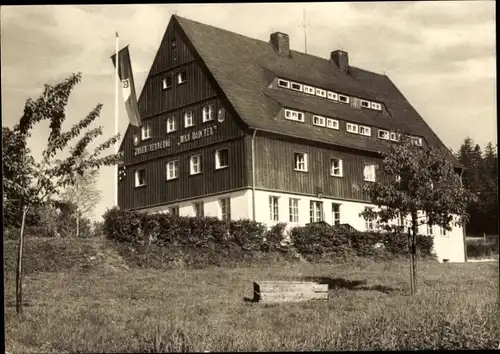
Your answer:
(103, 208), (435, 266)
(466, 238), (499, 259)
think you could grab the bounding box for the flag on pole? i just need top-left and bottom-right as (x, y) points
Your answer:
(111, 45), (142, 127)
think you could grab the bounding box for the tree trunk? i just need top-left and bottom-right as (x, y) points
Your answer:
(76, 209), (80, 238)
(16, 206), (28, 316)
(407, 227), (415, 296)
(411, 211), (418, 294)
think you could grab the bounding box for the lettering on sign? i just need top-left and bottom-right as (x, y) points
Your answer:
(178, 124), (219, 145)
(134, 139), (172, 156)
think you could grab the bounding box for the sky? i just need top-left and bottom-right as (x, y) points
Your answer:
(1, 2), (496, 220)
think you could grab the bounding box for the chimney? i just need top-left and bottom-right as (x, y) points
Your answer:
(331, 50), (349, 74)
(270, 32), (291, 57)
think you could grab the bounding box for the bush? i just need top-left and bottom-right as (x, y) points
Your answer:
(467, 239), (499, 259)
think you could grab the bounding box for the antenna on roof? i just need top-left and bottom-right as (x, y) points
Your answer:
(299, 9), (311, 54)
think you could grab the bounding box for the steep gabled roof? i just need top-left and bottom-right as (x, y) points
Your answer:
(173, 15), (460, 166)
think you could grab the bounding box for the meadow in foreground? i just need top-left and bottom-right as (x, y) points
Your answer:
(4, 254), (499, 353)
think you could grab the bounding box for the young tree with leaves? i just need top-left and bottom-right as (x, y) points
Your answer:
(360, 134), (475, 295)
(3, 73), (122, 315)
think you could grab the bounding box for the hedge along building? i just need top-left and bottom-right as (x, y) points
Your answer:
(117, 15), (467, 263)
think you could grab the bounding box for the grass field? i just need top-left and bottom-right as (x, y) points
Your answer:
(4, 239), (499, 352)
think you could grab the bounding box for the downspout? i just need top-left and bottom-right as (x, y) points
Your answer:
(251, 129), (258, 221)
(460, 168), (468, 263)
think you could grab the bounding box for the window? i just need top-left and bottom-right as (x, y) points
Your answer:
(411, 136), (423, 147)
(313, 115), (326, 127)
(141, 124), (151, 140)
(202, 105), (215, 122)
(371, 102), (382, 110)
(339, 94), (349, 104)
(167, 206), (179, 216)
(277, 79), (290, 88)
(303, 85), (315, 94)
(316, 88), (327, 97)
(294, 152), (308, 172)
(378, 129), (390, 140)
(184, 111), (194, 127)
(215, 148), (229, 169)
(390, 132), (401, 142)
(332, 203), (341, 225)
(360, 100), (371, 108)
(359, 126), (371, 136)
(177, 71), (187, 84)
(309, 201), (323, 223)
(194, 202), (204, 217)
(365, 208), (375, 230)
(346, 123), (358, 134)
(364, 164), (376, 182)
(290, 82), (303, 91)
(330, 158), (343, 177)
(134, 169), (146, 187)
(269, 196), (279, 221)
(427, 223), (433, 236)
(289, 198), (299, 223)
(326, 118), (339, 130)
(166, 116), (177, 133)
(189, 155), (202, 175)
(440, 227), (447, 237)
(220, 198), (231, 220)
(166, 160), (179, 180)
(327, 91), (338, 101)
(162, 76), (172, 90)
(284, 109), (305, 122)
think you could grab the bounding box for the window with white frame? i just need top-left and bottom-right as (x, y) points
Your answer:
(220, 198), (231, 220)
(330, 158), (343, 177)
(332, 203), (341, 225)
(290, 82), (303, 91)
(177, 71), (187, 84)
(390, 132), (400, 142)
(371, 102), (382, 111)
(364, 164), (376, 182)
(440, 227), (447, 236)
(166, 116), (177, 133)
(162, 76), (173, 90)
(303, 85), (315, 94)
(313, 115), (326, 127)
(168, 206), (179, 216)
(202, 105), (215, 122)
(134, 169), (146, 187)
(269, 196), (279, 221)
(194, 202), (204, 217)
(289, 198), (299, 223)
(189, 155), (202, 175)
(294, 152), (308, 172)
(278, 79), (290, 88)
(359, 126), (371, 136)
(215, 148), (229, 169)
(339, 94), (349, 104)
(365, 207), (375, 230)
(327, 91), (338, 101)
(141, 124), (151, 140)
(326, 118), (339, 130)
(315, 88), (327, 97)
(309, 201), (323, 223)
(411, 136), (423, 146)
(378, 129), (390, 140)
(284, 109), (305, 122)
(427, 223), (433, 235)
(346, 123), (358, 134)
(166, 160), (179, 180)
(184, 111), (194, 127)
(360, 100), (371, 108)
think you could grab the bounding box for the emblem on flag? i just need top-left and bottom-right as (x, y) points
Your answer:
(118, 165), (127, 182)
(133, 134), (139, 146)
(122, 79), (130, 89)
(217, 108), (225, 123)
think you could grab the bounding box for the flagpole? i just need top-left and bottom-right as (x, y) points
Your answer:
(114, 31), (119, 208)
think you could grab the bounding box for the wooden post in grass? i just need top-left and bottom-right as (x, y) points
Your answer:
(16, 205), (28, 316)
(408, 227), (415, 296)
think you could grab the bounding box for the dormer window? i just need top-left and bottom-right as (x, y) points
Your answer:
(346, 123), (358, 134)
(359, 126), (371, 136)
(315, 88), (327, 98)
(339, 94), (349, 104)
(360, 100), (371, 108)
(177, 71), (187, 84)
(327, 91), (338, 101)
(313, 115), (326, 127)
(284, 109), (305, 122)
(378, 129), (390, 140)
(326, 118), (339, 130)
(371, 102), (382, 111)
(162, 76), (172, 90)
(278, 79), (290, 88)
(290, 82), (303, 91)
(303, 85), (315, 95)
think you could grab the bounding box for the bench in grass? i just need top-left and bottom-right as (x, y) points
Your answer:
(253, 280), (328, 304)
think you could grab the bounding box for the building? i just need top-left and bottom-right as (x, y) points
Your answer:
(117, 15), (466, 262)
